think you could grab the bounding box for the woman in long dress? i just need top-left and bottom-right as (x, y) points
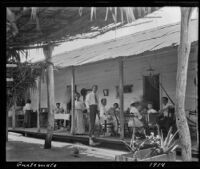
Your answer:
(75, 93), (86, 134)
(23, 99), (32, 128)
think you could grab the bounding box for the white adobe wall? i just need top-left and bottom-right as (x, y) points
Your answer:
(30, 46), (197, 113)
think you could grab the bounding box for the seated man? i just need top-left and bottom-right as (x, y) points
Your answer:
(158, 97), (174, 135)
(55, 102), (64, 129)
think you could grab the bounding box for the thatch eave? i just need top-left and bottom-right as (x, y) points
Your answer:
(7, 7), (160, 49)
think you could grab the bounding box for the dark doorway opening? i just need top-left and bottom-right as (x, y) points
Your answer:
(143, 74), (160, 111)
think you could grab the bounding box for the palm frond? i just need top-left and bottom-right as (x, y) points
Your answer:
(121, 140), (135, 152)
(30, 7), (40, 31)
(105, 7), (109, 21)
(164, 127), (173, 146)
(79, 7), (83, 16)
(120, 7), (124, 23)
(160, 130), (164, 148)
(7, 8), (15, 22)
(166, 140), (179, 153)
(31, 7), (38, 20)
(81, 7), (157, 24)
(114, 7), (117, 23)
(90, 7), (96, 21)
(170, 144), (179, 152)
(167, 129), (179, 147)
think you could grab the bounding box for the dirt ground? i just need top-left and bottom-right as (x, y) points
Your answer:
(6, 132), (198, 162)
(6, 141), (110, 161)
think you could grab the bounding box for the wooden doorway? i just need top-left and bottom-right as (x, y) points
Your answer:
(143, 74), (160, 111)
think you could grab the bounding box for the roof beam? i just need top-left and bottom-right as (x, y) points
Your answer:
(7, 43), (59, 50)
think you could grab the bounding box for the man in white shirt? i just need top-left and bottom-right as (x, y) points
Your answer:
(160, 97), (173, 117)
(85, 85), (99, 146)
(158, 97), (174, 135)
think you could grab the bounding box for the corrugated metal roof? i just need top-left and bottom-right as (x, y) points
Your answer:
(52, 19), (198, 68)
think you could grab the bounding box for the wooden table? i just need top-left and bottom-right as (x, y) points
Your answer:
(54, 113), (70, 128)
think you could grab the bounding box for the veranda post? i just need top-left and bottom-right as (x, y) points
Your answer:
(43, 44), (55, 149)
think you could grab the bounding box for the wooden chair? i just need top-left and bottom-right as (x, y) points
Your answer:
(16, 114), (24, 127)
(158, 107), (176, 137)
(101, 120), (114, 136)
(147, 113), (159, 135)
(189, 110), (197, 118)
(124, 114), (134, 137)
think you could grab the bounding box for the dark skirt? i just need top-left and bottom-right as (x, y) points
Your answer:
(24, 110), (32, 128)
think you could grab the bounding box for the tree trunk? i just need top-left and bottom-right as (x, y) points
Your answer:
(194, 45), (199, 149)
(43, 45), (55, 149)
(70, 66), (75, 135)
(175, 7), (193, 161)
(119, 57), (124, 139)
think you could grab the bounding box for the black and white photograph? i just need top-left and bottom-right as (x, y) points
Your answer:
(5, 3), (199, 166)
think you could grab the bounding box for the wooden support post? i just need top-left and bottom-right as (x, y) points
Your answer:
(70, 66), (75, 135)
(43, 44), (55, 149)
(119, 57), (124, 139)
(175, 7), (194, 161)
(37, 76), (41, 132)
(6, 107), (8, 141)
(194, 45), (198, 149)
(12, 100), (16, 129)
(195, 68), (198, 149)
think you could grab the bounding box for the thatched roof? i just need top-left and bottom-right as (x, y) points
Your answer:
(51, 19), (198, 68)
(7, 7), (160, 50)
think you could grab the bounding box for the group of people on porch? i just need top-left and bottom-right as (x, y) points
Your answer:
(22, 84), (175, 146)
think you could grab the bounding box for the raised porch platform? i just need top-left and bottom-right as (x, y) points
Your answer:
(8, 127), (198, 158)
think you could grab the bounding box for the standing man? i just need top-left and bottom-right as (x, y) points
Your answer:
(85, 85), (99, 146)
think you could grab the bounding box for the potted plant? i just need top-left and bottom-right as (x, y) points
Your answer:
(115, 127), (179, 161)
